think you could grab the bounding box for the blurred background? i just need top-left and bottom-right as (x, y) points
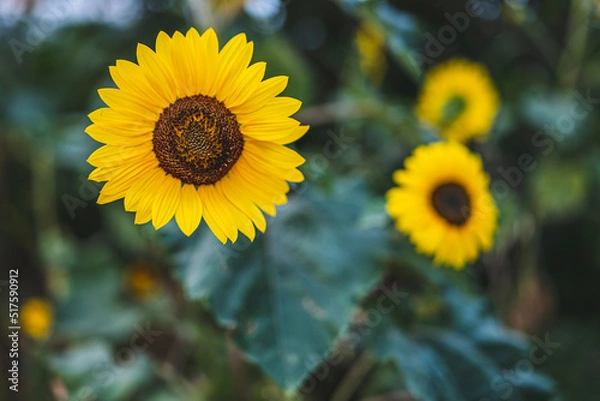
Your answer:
(1, 0), (600, 400)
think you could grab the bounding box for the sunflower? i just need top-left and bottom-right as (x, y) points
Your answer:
(124, 261), (161, 301)
(86, 28), (308, 242)
(416, 59), (500, 142)
(21, 298), (54, 341)
(386, 141), (498, 269)
(355, 21), (387, 84)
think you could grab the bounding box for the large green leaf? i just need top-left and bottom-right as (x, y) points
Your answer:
(176, 186), (387, 390)
(367, 252), (555, 401)
(369, 327), (464, 401)
(369, 321), (555, 401)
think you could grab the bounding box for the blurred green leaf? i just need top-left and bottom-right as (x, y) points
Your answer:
(48, 341), (152, 401)
(177, 184), (387, 390)
(369, 327), (464, 401)
(253, 35), (315, 104)
(368, 254), (554, 401)
(531, 159), (588, 220)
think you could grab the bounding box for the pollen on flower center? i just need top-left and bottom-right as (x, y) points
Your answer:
(152, 94), (244, 185)
(431, 182), (471, 226)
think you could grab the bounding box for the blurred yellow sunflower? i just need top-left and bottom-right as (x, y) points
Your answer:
(386, 142), (498, 269)
(416, 59), (499, 142)
(355, 21), (387, 84)
(22, 298), (54, 341)
(86, 28), (308, 243)
(125, 261), (161, 301)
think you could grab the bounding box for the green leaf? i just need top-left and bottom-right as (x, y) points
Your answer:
(48, 341), (152, 401)
(369, 327), (464, 401)
(531, 159), (588, 220)
(370, 322), (555, 401)
(424, 330), (513, 401)
(366, 258), (554, 401)
(177, 185), (387, 390)
(424, 329), (555, 401)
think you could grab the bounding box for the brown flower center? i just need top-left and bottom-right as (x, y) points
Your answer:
(152, 95), (244, 185)
(431, 182), (471, 226)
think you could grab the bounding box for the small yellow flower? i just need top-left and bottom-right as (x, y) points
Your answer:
(355, 22), (387, 84)
(125, 262), (161, 300)
(416, 59), (500, 142)
(386, 142), (498, 269)
(86, 28), (309, 243)
(21, 298), (54, 341)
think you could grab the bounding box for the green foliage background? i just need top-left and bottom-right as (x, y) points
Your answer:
(1, 0), (600, 400)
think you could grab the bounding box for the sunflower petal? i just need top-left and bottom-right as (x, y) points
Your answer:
(219, 176), (267, 233)
(234, 76), (289, 115)
(222, 61), (266, 110)
(198, 185), (232, 243)
(151, 176), (182, 229)
(175, 184), (204, 236)
(136, 43), (177, 104)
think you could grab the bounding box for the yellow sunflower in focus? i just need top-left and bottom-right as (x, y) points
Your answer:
(86, 28), (308, 243)
(416, 59), (500, 142)
(386, 142), (498, 269)
(22, 298), (54, 341)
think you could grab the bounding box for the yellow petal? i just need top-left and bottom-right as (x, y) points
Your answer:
(136, 43), (177, 104)
(220, 176), (267, 233)
(175, 184), (204, 236)
(124, 168), (165, 211)
(197, 28), (220, 95)
(222, 61), (266, 110)
(85, 126), (152, 147)
(237, 97), (302, 124)
(170, 31), (197, 98)
(236, 154), (290, 194)
(97, 88), (162, 120)
(87, 142), (154, 169)
(97, 159), (158, 204)
(241, 119), (302, 143)
(226, 199), (256, 241)
(244, 140), (305, 168)
(182, 27), (203, 96)
(89, 167), (115, 182)
(88, 108), (155, 134)
(109, 60), (168, 108)
(285, 168), (304, 183)
(135, 206), (152, 225)
(234, 76), (289, 115)
(151, 176), (182, 229)
(198, 185), (230, 243)
(131, 171), (170, 223)
(214, 35), (254, 99)
(226, 168), (278, 216)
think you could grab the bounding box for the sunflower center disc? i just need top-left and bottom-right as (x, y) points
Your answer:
(431, 182), (471, 226)
(153, 95), (244, 185)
